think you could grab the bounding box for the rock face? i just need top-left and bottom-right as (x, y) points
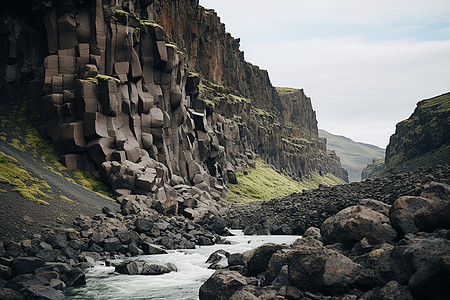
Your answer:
(363, 92), (450, 178)
(0, 0), (347, 208)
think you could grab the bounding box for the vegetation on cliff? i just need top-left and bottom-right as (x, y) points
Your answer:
(363, 92), (450, 178)
(228, 159), (346, 204)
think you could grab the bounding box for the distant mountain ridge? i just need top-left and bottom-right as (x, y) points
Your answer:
(319, 129), (385, 182)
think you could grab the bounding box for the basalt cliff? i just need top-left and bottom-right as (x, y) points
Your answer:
(0, 0), (347, 218)
(363, 92), (450, 179)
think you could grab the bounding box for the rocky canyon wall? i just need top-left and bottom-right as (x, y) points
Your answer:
(0, 0), (347, 218)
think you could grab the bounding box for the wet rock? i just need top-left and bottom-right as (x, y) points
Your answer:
(115, 260), (175, 275)
(22, 284), (65, 300)
(141, 243), (167, 255)
(61, 267), (85, 287)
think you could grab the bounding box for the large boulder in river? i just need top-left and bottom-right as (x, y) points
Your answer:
(115, 260), (176, 275)
(389, 196), (433, 236)
(321, 205), (396, 248)
(286, 246), (362, 294)
(199, 270), (247, 300)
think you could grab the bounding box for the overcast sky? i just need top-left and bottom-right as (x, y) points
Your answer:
(199, 0), (450, 148)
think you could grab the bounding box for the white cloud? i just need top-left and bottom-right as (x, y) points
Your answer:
(199, 0), (450, 147)
(244, 37), (450, 147)
(200, 0), (450, 31)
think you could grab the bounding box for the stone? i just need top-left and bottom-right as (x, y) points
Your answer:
(247, 243), (286, 276)
(22, 285), (65, 300)
(115, 260), (174, 275)
(61, 268), (86, 287)
(103, 237), (122, 253)
(321, 205), (396, 249)
(141, 243), (167, 255)
(389, 196), (433, 235)
(134, 218), (154, 233)
(12, 257), (45, 276)
(414, 199), (450, 232)
(199, 270), (247, 300)
(408, 255), (450, 300)
(358, 198), (391, 216)
(287, 246), (362, 295)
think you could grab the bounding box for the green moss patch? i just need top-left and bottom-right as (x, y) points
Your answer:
(0, 151), (51, 205)
(228, 159), (345, 204)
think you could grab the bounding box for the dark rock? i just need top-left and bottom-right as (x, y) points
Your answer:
(228, 253), (246, 267)
(22, 284), (66, 300)
(0, 264), (12, 280)
(227, 170), (237, 184)
(11, 257), (45, 276)
(321, 205), (396, 249)
(303, 227), (322, 241)
(115, 260), (175, 275)
(134, 218), (154, 233)
(5, 274), (50, 291)
(103, 237), (122, 253)
(46, 234), (68, 249)
(391, 237), (450, 283)
(414, 199), (450, 232)
(141, 243), (167, 255)
(247, 243), (285, 276)
(286, 246), (362, 294)
(0, 288), (24, 300)
(389, 196), (433, 236)
(408, 255), (450, 300)
(61, 267), (85, 287)
(358, 198), (390, 216)
(208, 216), (227, 235)
(199, 270), (247, 300)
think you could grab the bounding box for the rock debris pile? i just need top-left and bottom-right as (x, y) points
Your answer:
(201, 169), (450, 299)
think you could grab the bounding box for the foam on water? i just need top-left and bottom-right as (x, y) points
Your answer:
(66, 231), (300, 300)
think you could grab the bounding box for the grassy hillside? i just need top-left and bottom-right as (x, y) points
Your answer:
(228, 158), (346, 204)
(319, 129), (385, 182)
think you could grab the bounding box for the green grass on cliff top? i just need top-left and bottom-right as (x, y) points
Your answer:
(228, 159), (346, 204)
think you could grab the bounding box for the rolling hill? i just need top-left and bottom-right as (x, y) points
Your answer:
(319, 129), (385, 182)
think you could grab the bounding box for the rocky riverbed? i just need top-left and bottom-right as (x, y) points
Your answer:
(0, 165), (449, 299)
(200, 165), (450, 299)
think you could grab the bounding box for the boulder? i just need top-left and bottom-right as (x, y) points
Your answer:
(389, 196), (433, 235)
(22, 285), (65, 300)
(247, 243), (286, 276)
(408, 255), (450, 300)
(321, 205), (396, 248)
(413, 199), (450, 232)
(134, 218), (154, 233)
(115, 260), (175, 275)
(11, 257), (45, 276)
(103, 237), (122, 253)
(199, 270), (247, 300)
(287, 246), (362, 294)
(61, 268), (86, 287)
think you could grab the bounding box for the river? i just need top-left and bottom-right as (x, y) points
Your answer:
(66, 231), (300, 300)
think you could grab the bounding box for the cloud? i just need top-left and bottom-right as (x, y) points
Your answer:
(199, 0), (450, 147)
(243, 37), (450, 147)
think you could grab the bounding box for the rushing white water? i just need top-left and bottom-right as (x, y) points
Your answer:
(66, 231), (300, 300)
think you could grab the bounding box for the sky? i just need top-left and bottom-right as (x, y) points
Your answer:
(199, 0), (450, 148)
